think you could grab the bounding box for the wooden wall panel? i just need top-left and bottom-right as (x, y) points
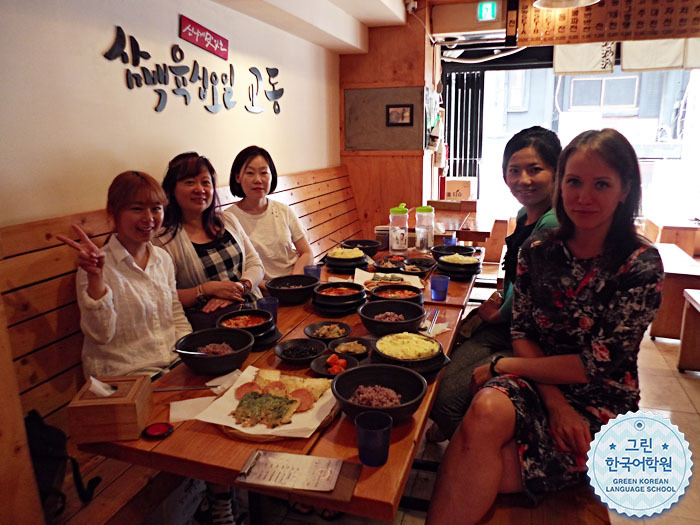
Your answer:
(339, 4), (430, 87)
(15, 332), (84, 392)
(9, 303), (81, 359)
(341, 153), (426, 238)
(0, 208), (109, 258)
(0, 235), (107, 293)
(20, 365), (85, 418)
(275, 167), (346, 192)
(3, 273), (76, 325)
(290, 188), (355, 221)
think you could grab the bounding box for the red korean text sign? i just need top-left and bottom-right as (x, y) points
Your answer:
(179, 15), (228, 60)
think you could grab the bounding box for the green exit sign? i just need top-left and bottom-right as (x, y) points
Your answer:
(477, 1), (497, 22)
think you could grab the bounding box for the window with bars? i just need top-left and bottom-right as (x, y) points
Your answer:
(442, 71), (485, 196)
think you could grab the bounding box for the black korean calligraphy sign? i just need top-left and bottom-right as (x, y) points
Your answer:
(102, 25), (284, 115)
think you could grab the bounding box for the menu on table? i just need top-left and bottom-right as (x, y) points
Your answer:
(237, 450), (342, 491)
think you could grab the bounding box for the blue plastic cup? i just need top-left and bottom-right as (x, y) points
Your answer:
(256, 296), (279, 324)
(355, 411), (393, 467)
(304, 264), (322, 280)
(443, 236), (457, 246)
(430, 274), (450, 301)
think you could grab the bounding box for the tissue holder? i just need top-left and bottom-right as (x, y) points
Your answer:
(67, 375), (152, 443)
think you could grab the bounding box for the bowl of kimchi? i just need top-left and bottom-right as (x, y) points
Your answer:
(369, 284), (424, 306)
(216, 308), (274, 336)
(312, 282), (366, 305)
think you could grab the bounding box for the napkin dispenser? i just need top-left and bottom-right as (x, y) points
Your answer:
(67, 375), (152, 443)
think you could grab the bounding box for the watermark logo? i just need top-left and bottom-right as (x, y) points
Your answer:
(587, 411), (692, 517)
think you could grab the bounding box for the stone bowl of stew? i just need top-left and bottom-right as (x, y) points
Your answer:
(274, 338), (327, 366)
(331, 364), (427, 423)
(216, 308), (274, 337)
(340, 239), (381, 258)
(312, 282), (366, 305)
(175, 327), (254, 375)
(369, 284), (424, 306)
(357, 300), (425, 336)
(266, 274), (319, 305)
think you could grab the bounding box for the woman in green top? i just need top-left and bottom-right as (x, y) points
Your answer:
(428, 126), (561, 441)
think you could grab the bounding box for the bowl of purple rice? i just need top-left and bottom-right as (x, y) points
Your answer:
(331, 364), (427, 423)
(265, 274), (319, 305)
(357, 300), (425, 336)
(175, 327), (254, 375)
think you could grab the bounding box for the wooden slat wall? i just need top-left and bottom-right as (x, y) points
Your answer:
(0, 210), (111, 433)
(273, 166), (363, 260)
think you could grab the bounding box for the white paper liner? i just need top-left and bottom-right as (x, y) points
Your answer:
(195, 366), (336, 439)
(353, 268), (423, 289)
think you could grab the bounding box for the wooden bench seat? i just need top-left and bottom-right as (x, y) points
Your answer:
(218, 165), (363, 260)
(650, 243), (700, 340)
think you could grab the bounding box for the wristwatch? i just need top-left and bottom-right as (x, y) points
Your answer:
(490, 355), (505, 377)
(240, 279), (251, 295)
(195, 284), (208, 304)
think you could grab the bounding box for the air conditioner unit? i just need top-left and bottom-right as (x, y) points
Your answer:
(431, 1), (507, 47)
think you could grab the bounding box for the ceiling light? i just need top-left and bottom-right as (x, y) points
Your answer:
(534, 0), (600, 9)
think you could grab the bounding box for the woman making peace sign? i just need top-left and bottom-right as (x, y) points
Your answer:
(58, 171), (191, 378)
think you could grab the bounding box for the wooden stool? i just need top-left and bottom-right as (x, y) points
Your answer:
(678, 289), (700, 373)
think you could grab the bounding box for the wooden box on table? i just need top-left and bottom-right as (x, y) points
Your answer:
(67, 375), (152, 443)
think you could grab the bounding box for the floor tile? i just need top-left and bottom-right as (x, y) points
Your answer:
(638, 370), (696, 412)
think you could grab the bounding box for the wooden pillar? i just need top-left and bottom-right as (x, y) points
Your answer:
(340, 1), (438, 236)
(0, 299), (45, 524)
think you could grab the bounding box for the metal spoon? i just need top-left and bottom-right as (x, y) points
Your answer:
(175, 349), (210, 357)
(429, 308), (440, 334)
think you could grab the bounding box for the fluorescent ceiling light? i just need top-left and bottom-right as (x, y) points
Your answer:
(534, 0), (600, 8)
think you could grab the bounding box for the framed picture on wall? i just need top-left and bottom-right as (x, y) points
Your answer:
(386, 104), (414, 127)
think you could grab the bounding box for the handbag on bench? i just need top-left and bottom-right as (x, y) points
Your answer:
(24, 409), (102, 519)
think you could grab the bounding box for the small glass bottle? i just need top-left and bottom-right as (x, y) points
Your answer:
(389, 203), (409, 254)
(415, 205), (435, 252)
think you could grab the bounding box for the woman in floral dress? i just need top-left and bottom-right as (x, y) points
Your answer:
(427, 129), (664, 524)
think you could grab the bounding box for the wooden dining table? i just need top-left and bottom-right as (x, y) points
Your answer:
(81, 250), (477, 522)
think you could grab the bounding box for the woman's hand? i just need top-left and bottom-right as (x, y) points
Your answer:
(471, 364), (493, 394)
(202, 280), (246, 303)
(56, 224), (105, 275)
(477, 293), (504, 324)
(202, 297), (233, 313)
(547, 401), (592, 467)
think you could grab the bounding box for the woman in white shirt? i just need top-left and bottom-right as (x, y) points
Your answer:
(57, 171), (191, 378)
(228, 146), (314, 284)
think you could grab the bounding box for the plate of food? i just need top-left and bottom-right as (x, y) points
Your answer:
(303, 321), (352, 342)
(310, 353), (360, 378)
(196, 366), (337, 440)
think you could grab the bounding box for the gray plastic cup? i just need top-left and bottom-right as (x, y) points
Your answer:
(256, 296), (279, 324)
(355, 411), (393, 467)
(430, 274), (450, 301)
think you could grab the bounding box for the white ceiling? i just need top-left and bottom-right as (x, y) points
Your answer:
(214, 0), (407, 53)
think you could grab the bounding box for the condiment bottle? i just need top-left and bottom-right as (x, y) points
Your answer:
(415, 205), (435, 252)
(389, 203), (409, 254)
